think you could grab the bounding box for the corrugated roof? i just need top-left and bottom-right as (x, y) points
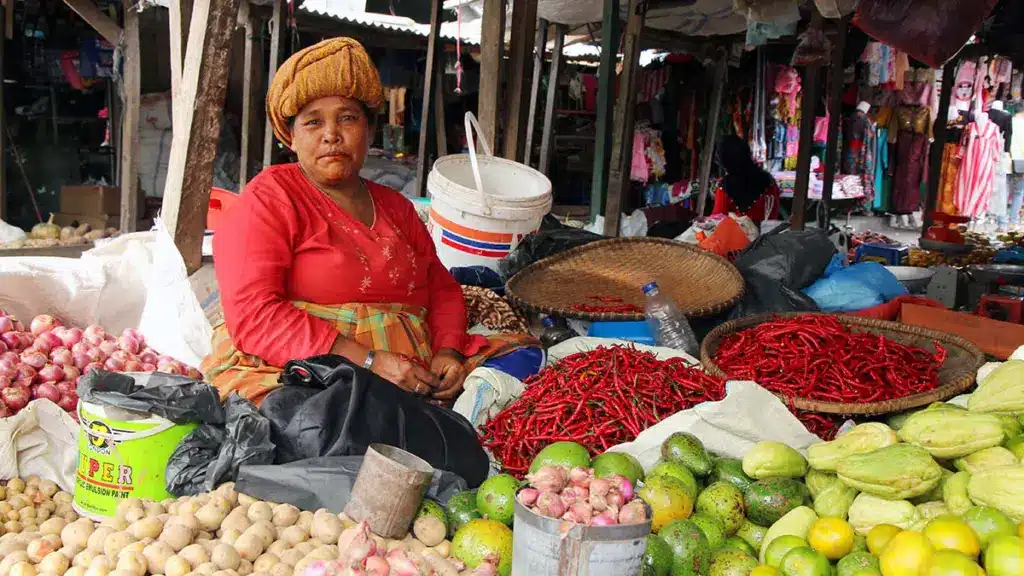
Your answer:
(300, 0), (480, 44)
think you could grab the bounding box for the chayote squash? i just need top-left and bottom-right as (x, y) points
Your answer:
(836, 444), (943, 500)
(806, 423), (898, 472)
(813, 481), (858, 520)
(997, 414), (1023, 439)
(953, 446), (1019, 474)
(847, 493), (920, 535)
(916, 501), (950, 522)
(742, 441), (808, 480)
(804, 469), (840, 501)
(758, 506), (818, 563)
(943, 471), (973, 517)
(910, 467), (953, 505)
(967, 360), (1024, 414)
(897, 408), (1006, 459)
(1006, 434), (1024, 461)
(966, 465), (1024, 522)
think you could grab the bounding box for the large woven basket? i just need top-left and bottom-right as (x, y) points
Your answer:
(505, 237), (745, 321)
(700, 313), (985, 415)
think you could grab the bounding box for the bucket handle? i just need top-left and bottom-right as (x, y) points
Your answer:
(77, 401), (176, 442)
(463, 112), (494, 216)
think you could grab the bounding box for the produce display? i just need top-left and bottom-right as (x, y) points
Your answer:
(0, 311), (200, 417)
(712, 316), (946, 404)
(517, 462), (647, 526)
(569, 296), (645, 314)
(0, 215), (119, 250)
(479, 346), (726, 474)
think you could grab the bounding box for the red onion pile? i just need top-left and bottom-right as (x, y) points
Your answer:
(517, 466), (647, 527)
(0, 310), (201, 418)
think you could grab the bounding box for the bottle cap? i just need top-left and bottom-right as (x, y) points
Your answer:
(642, 282), (659, 295)
(541, 316), (556, 328)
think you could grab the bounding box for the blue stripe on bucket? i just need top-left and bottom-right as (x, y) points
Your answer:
(441, 229), (511, 251)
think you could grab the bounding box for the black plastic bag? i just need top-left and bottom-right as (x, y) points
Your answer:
(499, 227), (604, 279)
(729, 228), (836, 318)
(166, 394), (276, 496)
(234, 456), (469, 513)
(78, 370), (224, 425)
(853, 0), (999, 68)
(259, 355), (490, 488)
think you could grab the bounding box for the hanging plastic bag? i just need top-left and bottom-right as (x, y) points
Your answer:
(853, 0), (1000, 68)
(792, 28), (831, 67)
(699, 217), (751, 259)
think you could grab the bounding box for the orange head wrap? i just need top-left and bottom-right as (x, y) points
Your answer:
(266, 37), (384, 148)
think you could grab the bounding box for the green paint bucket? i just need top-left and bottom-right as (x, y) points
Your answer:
(73, 401), (197, 519)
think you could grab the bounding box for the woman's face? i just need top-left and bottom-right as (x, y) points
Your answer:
(290, 96), (370, 186)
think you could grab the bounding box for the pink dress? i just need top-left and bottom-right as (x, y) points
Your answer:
(956, 115), (1004, 218)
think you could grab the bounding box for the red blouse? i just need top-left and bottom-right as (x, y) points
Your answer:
(214, 164), (473, 367)
(711, 182), (781, 225)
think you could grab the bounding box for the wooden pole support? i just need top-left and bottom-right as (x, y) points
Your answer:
(818, 15), (849, 230)
(262, 0), (283, 166)
(477, 0), (506, 152)
(416, 0), (443, 197)
(790, 11), (824, 231)
(590, 0), (620, 222)
(695, 49), (728, 218)
(538, 24), (565, 176)
(63, 0), (122, 45)
(503, 0), (538, 161)
(922, 60), (957, 233)
(523, 19), (548, 166)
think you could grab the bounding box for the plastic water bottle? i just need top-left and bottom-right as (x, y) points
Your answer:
(643, 282), (699, 355)
(540, 315), (575, 349)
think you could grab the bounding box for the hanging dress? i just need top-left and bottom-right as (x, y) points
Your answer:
(956, 114), (1004, 218)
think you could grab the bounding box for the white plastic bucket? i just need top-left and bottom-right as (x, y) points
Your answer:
(427, 113), (552, 270)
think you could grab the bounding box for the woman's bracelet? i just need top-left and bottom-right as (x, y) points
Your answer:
(362, 350), (376, 371)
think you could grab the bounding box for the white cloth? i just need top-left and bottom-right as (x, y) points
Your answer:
(991, 152), (1012, 219)
(453, 367), (527, 429)
(546, 337), (699, 367)
(0, 400), (79, 491)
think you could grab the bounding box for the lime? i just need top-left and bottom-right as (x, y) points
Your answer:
(592, 451), (645, 484)
(649, 460), (701, 500)
(963, 507), (1018, 550)
(445, 490), (481, 538)
(779, 547), (832, 576)
(764, 536), (809, 569)
(642, 534), (673, 576)
(751, 567), (781, 576)
(691, 513), (729, 550)
(983, 535), (1024, 576)
(720, 535), (757, 557)
(866, 524), (902, 556)
(696, 481), (747, 536)
(710, 548), (759, 576)
(660, 519), (712, 576)
(924, 515), (982, 558)
(451, 518), (514, 576)
(476, 474), (519, 526)
(922, 549), (983, 576)
(807, 517), (855, 560)
(836, 551), (880, 576)
(528, 441), (591, 473)
(879, 530), (935, 576)
(638, 475), (695, 533)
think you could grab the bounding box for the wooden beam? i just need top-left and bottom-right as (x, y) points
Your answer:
(603, 0), (646, 237)
(922, 60), (957, 232)
(818, 15), (848, 230)
(433, 66), (448, 158)
(119, 0), (140, 233)
(169, 0), (194, 121)
(0, 5), (5, 220)
(239, 0), (259, 190)
(539, 24), (565, 176)
(63, 0), (121, 45)
(477, 0), (506, 151)
(790, 11), (823, 231)
(523, 19), (548, 167)
(416, 0), (444, 197)
(503, 0), (538, 161)
(262, 0), (284, 166)
(590, 0), (620, 223)
(162, 0), (242, 274)
(695, 50), (727, 218)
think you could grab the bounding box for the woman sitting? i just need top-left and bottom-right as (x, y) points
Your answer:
(712, 135), (781, 226)
(202, 38), (533, 406)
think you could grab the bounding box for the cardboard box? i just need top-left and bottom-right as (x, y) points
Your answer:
(900, 302), (1024, 359)
(59, 186), (120, 216)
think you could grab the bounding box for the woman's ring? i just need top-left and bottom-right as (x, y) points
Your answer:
(415, 383), (423, 394)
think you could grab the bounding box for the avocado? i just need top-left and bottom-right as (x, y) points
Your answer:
(736, 519), (769, 552)
(661, 432), (713, 477)
(743, 478), (809, 526)
(642, 534), (674, 576)
(719, 535), (756, 557)
(708, 549), (759, 576)
(711, 458), (754, 491)
(660, 519), (712, 576)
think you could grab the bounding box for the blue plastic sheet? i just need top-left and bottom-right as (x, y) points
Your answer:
(802, 262), (907, 312)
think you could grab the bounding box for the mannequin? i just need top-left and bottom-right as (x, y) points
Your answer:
(1011, 107), (1024, 228)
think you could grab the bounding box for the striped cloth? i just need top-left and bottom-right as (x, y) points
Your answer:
(956, 118), (1004, 218)
(200, 301), (536, 407)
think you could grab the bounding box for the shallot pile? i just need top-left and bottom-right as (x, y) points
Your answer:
(517, 466), (647, 527)
(0, 311), (200, 417)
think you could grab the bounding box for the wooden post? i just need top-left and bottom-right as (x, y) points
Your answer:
(923, 60), (957, 232)
(239, 0), (261, 190)
(433, 66), (448, 157)
(120, 0), (140, 232)
(262, 0), (283, 166)
(477, 0), (506, 151)
(415, 0), (443, 197)
(590, 0), (620, 222)
(162, 0), (242, 274)
(523, 19), (548, 167)
(503, 0), (538, 161)
(790, 11), (823, 231)
(0, 5), (5, 221)
(695, 49), (728, 218)
(818, 15), (849, 230)
(169, 0), (194, 125)
(539, 24), (565, 176)
(603, 0), (646, 237)
(62, 0), (121, 45)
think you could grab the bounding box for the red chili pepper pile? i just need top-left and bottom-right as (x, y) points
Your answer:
(712, 315), (946, 404)
(479, 346), (726, 474)
(570, 296), (645, 314)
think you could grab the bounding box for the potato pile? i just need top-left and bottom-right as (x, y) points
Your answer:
(1, 222), (119, 250)
(0, 478), (463, 576)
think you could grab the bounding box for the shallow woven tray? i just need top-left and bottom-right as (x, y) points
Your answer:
(505, 237), (744, 321)
(700, 313), (985, 415)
